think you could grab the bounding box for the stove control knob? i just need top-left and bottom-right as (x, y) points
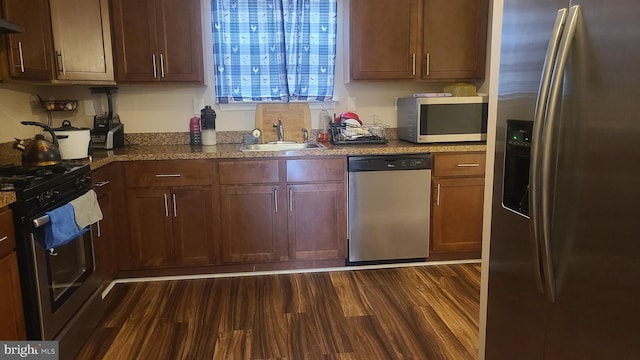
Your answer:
(75, 175), (89, 189)
(50, 190), (60, 202)
(36, 194), (47, 207)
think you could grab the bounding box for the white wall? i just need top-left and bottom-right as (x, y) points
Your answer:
(0, 0), (487, 144)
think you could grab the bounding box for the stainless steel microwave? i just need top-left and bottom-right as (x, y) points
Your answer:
(396, 96), (488, 143)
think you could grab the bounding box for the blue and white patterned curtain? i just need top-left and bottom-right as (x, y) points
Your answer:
(212, 0), (337, 103)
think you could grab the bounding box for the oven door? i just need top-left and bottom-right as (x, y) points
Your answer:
(30, 216), (102, 340)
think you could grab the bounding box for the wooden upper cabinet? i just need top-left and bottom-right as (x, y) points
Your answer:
(48, 0), (114, 82)
(111, 0), (204, 83)
(3, 0), (114, 83)
(349, 0), (488, 81)
(422, 0), (488, 80)
(349, 0), (419, 80)
(3, 0), (54, 80)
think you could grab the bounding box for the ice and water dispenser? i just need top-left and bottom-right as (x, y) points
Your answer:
(502, 120), (533, 217)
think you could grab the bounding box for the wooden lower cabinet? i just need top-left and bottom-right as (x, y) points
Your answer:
(288, 183), (346, 260)
(0, 253), (26, 340)
(220, 185), (282, 264)
(431, 173), (485, 254)
(218, 157), (347, 265)
(93, 165), (117, 286)
(430, 152), (485, 255)
(172, 187), (216, 266)
(96, 187), (116, 283)
(0, 207), (26, 340)
(127, 186), (215, 268)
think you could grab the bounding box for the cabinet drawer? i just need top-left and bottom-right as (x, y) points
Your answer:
(433, 153), (486, 177)
(286, 158), (346, 183)
(124, 160), (213, 188)
(0, 208), (16, 259)
(219, 159), (279, 185)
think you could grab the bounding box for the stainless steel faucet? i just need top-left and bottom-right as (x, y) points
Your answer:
(273, 118), (285, 142)
(301, 128), (309, 143)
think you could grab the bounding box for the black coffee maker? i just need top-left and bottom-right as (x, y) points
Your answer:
(90, 87), (124, 150)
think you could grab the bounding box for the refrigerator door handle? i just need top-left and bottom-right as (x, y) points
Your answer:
(530, 8), (568, 295)
(539, 5), (581, 304)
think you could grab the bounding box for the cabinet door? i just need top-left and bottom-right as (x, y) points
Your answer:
(172, 187), (217, 266)
(126, 188), (175, 268)
(110, 0), (203, 82)
(48, 0), (114, 81)
(349, 0), (419, 79)
(110, 0), (158, 82)
(3, 0), (53, 80)
(220, 185), (282, 264)
(431, 177), (484, 253)
(287, 183), (346, 260)
(422, 0), (488, 79)
(93, 165), (117, 283)
(0, 253), (26, 340)
(155, 0), (203, 82)
(95, 190), (116, 285)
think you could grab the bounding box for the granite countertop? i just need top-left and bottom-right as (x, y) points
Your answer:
(89, 140), (486, 169)
(1, 140), (486, 208)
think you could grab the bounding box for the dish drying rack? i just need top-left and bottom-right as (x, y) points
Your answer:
(329, 123), (388, 145)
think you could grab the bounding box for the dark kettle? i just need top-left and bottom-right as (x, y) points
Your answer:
(13, 121), (65, 168)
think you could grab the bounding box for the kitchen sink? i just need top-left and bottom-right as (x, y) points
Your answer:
(239, 142), (326, 152)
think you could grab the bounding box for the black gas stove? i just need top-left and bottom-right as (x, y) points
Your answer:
(4, 161), (103, 358)
(0, 163), (92, 218)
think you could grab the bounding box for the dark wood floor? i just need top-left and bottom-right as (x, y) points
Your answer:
(75, 263), (481, 360)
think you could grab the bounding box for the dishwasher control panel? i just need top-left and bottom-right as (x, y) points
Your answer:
(348, 154), (432, 172)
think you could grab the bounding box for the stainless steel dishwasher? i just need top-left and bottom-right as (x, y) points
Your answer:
(348, 154), (432, 263)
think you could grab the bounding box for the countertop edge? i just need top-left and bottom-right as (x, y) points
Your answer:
(2, 141), (485, 208)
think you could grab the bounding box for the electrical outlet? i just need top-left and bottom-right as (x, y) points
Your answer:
(84, 100), (96, 116)
(193, 98), (205, 115)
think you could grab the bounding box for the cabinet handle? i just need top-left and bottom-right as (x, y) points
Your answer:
(172, 193), (177, 217)
(289, 188), (293, 212)
(17, 41), (25, 72)
(56, 50), (65, 74)
(97, 220), (101, 238)
(154, 174), (181, 178)
(426, 53), (430, 77)
(160, 53), (165, 78)
(163, 193), (169, 217)
(94, 181), (110, 187)
(274, 189), (278, 213)
(436, 183), (441, 206)
(457, 163), (480, 167)
(152, 54), (157, 79)
(0, 236), (8, 243)
(412, 53), (416, 76)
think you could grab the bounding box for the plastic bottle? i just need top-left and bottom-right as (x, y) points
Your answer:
(317, 107), (331, 143)
(200, 106), (217, 145)
(189, 116), (202, 145)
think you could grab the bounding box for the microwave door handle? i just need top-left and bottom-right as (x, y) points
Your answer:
(530, 7), (568, 296)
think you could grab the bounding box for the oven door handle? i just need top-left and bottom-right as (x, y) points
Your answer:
(33, 215), (51, 228)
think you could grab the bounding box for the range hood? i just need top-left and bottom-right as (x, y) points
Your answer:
(0, 18), (24, 33)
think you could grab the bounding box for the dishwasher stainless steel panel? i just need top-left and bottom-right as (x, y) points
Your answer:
(348, 154), (432, 263)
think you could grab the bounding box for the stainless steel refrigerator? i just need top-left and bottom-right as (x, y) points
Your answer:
(486, 0), (640, 359)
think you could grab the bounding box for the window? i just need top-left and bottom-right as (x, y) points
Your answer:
(211, 0), (337, 103)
